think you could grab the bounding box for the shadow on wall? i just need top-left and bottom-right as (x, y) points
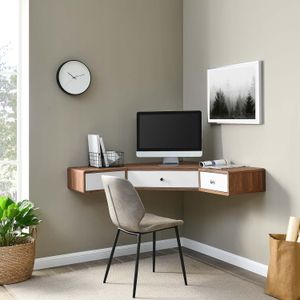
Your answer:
(263, 171), (292, 228)
(183, 170), (291, 263)
(199, 113), (224, 161)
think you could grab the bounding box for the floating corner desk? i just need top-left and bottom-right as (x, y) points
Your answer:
(67, 163), (266, 196)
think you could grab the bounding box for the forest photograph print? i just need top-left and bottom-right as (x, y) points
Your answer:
(208, 61), (262, 124)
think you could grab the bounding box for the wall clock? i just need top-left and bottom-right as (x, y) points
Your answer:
(56, 60), (91, 95)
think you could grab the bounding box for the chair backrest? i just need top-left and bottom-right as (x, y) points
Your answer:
(102, 175), (145, 232)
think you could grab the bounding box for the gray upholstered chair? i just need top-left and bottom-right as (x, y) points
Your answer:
(102, 175), (187, 298)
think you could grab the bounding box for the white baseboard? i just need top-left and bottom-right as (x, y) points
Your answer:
(34, 237), (268, 277)
(181, 238), (268, 277)
(34, 238), (177, 270)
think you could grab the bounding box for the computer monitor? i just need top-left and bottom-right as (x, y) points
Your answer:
(136, 111), (202, 164)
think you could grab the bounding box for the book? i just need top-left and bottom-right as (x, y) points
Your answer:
(88, 134), (102, 167)
(99, 136), (109, 167)
(200, 159), (245, 169)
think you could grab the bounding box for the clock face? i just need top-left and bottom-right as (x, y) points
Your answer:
(57, 60), (91, 95)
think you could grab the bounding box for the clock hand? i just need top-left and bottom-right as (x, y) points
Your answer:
(67, 72), (76, 79)
(75, 73), (85, 78)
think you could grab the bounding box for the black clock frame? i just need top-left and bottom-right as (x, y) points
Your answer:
(56, 59), (92, 96)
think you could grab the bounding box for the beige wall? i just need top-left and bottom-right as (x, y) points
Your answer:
(30, 0), (298, 264)
(29, 0), (183, 258)
(183, 0), (300, 264)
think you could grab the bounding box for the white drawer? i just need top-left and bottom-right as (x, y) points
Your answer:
(200, 172), (228, 192)
(85, 171), (125, 191)
(128, 171), (199, 188)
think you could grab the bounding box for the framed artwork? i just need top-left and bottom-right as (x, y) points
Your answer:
(207, 61), (263, 124)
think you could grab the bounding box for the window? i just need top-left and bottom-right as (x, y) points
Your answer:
(0, 0), (28, 200)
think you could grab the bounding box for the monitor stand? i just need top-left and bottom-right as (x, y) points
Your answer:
(162, 157), (179, 165)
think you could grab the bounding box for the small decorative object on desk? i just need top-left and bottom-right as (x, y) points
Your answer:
(87, 134), (124, 168)
(103, 151), (124, 167)
(200, 159), (245, 169)
(98, 136), (109, 167)
(88, 134), (102, 167)
(89, 152), (102, 168)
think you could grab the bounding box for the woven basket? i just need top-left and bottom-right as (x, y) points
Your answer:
(0, 238), (35, 285)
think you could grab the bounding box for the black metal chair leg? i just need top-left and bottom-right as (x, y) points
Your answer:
(133, 233), (141, 298)
(103, 229), (120, 283)
(175, 226), (187, 285)
(153, 231), (156, 272)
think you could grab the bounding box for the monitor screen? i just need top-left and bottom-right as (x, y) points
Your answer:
(137, 111), (202, 151)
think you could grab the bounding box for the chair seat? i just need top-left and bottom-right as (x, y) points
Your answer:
(138, 213), (184, 233)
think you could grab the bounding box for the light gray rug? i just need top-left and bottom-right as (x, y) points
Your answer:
(5, 254), (271, 300)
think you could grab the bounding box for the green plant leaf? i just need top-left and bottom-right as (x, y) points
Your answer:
(2, 221), (13, 235)
(6, 203), (19, 218)
(1, 209), (7, 220)
(0, 196), (14, 211)
(0, 198), (41, 246)
(17, 200), (33, 210)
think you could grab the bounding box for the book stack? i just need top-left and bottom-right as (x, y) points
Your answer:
(88, 134), (109, 168)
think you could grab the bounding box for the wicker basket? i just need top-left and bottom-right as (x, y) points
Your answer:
(0, 238), (35, 285)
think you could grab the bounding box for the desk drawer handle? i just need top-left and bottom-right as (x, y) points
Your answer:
(210, 179), (215, 184)
(160, 178), (164, 182)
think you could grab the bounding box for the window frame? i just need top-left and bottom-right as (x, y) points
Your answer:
(17, 0), (29, 201)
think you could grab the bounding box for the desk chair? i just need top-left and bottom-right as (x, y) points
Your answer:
(101, 175), (187, 298)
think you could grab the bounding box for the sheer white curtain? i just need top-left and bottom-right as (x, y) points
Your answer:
(0, 0), (28, 200)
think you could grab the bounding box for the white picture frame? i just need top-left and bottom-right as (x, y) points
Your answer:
(207, 61), (263, 124)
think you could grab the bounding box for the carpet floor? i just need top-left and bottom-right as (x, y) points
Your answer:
(4, 253), (272, 300)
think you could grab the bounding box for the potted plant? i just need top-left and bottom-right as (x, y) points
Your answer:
(0, 196), (41, 284)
